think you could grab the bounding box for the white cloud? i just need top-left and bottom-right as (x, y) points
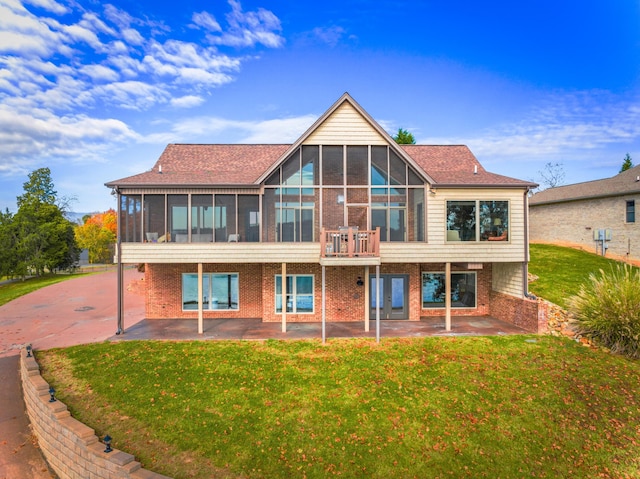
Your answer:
(23, 0), (67, 15)
(207, 0), (284, 48)
(422, 91), (640, 161)
(0, 0), (286, 208)
(79, 64), (120, 82)
(149, 114), (317, 144)
(191, 11), (221, 32)
(170, 95), (205, 108)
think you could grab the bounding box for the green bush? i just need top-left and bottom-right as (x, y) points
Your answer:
(569, 264), (640, 358)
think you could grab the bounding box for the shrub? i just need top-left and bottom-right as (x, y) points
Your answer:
(568, 264), (640, 358)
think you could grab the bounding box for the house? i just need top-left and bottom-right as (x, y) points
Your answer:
(106, 93), (540, 336)
(529, 165), (640, 261)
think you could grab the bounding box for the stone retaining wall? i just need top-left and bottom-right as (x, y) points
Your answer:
(20, 347), (172, 479)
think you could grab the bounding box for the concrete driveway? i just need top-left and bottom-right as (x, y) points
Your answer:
(0, 268), (144, 479)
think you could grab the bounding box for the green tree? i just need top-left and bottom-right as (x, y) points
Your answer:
(620, 153), (634, 173)
(11, 168), (79, 278)
(17, 167), (58, 208)
(393, 128), (416, 144)
(0, 208), (18, 277)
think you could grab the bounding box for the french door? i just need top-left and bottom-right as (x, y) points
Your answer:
(370, 274), (409, 320)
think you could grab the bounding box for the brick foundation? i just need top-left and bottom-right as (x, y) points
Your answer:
(20, 348), (171, 479)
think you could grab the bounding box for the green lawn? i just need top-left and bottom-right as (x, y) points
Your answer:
(528, 243), (638, 309)
(39, 337), (640, 479)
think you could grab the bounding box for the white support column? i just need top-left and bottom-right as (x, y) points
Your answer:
(322, 265), (326, 344)
(445, 262), (452, 331)
(364, 265), (370, 332)
(281, 262), (287, 333)
(197, 263), (203, 335)
(375, 265), (380, 343)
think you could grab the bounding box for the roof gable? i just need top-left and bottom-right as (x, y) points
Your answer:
(106, 93), (534, 190)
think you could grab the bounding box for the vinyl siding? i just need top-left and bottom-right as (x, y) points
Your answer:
(304, 102), (387, 145)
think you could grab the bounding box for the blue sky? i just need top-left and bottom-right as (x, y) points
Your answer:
(1, 0), (640, 214)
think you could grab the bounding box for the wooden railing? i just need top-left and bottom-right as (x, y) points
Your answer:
(320, 227), (380, 258)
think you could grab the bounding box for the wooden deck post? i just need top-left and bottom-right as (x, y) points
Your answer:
(322, 265), (326, 344)
(364, 265), (370, 332)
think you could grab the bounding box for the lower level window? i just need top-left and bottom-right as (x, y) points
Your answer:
(182, 273), (239, 310)
(422, 272), (476, 308)
(276, 275), (314, 313)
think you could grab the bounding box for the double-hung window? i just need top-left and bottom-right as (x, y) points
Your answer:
(182, 273), (239, 310)
(627, 200), (636, 223)
(275, 275), (314, 313)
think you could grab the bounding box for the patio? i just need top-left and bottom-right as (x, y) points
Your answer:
(109, 316), (530, 342)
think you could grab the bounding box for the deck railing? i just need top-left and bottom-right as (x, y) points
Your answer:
(320, 227), (380, 258)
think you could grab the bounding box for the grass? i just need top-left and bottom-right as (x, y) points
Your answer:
(0, 272), (88, 307)
(39, 337), (640, 479)
(528, 243), (638, 309)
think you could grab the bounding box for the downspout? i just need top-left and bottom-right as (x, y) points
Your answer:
(523, 188), (533, 299)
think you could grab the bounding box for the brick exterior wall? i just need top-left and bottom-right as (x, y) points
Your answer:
(530, 194), (640, 262)
(143, 262), (523, 323)
(489, 290), (539, 333)
(145, 263), (263, 319)
(20, 348), (170, 479)
(418, 263), (492, 317)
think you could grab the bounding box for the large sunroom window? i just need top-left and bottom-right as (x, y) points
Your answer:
(182, 273), (239, 310)
(422, 272), (476, 308)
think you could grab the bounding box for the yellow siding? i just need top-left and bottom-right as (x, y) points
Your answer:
(304, 102), (387, 145)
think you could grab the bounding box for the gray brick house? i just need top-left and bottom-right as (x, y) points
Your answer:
(529, 165), (640, 261)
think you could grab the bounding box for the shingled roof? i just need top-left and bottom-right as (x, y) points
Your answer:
(106, 143), (534, 189)
(530, 164), (640, 205)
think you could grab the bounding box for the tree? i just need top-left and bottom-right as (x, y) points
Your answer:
(538, 161), (566, 190)
(0, 208), (17, 277)
(9, 168), (79, 278)
(17, 167), (57, 208)
(75, 209), (117, 264)
(620, 153), (634, 173)
(393, 128), (416, 144)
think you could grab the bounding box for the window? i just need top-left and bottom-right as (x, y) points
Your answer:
(446, 201), (476, 241)
(627, 200), (636, 223)
(447, 200), (509, 242)
(275, 275), (314, 313)
(182, 273), (239, 310)
(422, 272), (476, 308)
(479, 201), (509, 241)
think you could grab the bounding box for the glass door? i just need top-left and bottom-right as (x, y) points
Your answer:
(370, 274), (408, 320)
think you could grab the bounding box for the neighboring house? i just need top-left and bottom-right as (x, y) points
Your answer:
(529, 165), (640, 261)
(106, 93), (540, 334)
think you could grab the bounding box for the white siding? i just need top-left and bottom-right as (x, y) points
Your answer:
(304, 102), (387, 145)
(421, 187), (529, 263)
(492, 262), (524, 297)
(119, 243), (319, 264)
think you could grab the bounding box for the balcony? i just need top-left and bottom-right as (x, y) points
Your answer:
(320, 227), (380, 266)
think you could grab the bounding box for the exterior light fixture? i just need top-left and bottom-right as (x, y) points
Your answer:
(49, 387), (56, 403)
(26, 345), (32, 357)
(103, 435), (113, 453)
(357, 276), (364, 287)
